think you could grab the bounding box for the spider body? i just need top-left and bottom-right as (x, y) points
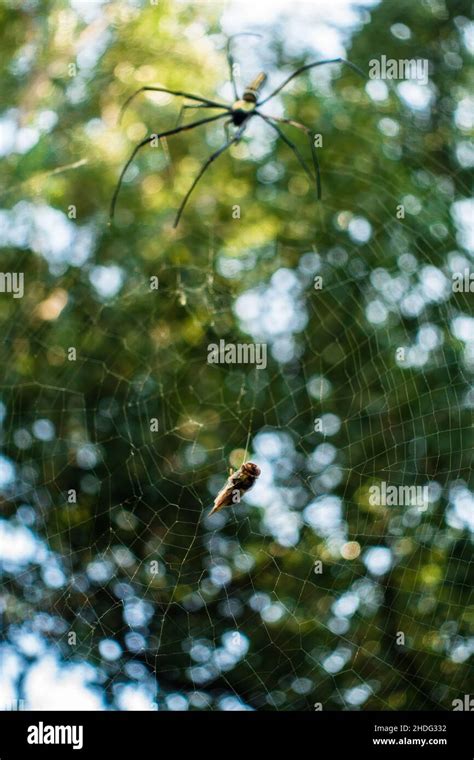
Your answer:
(230, 98), (256, 126)
(230, 72), (267, 125)
(110, 34), (365, 227)
(242, 72), (268, 103)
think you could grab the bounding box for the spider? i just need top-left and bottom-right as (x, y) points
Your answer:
(109, 33), (365, 228)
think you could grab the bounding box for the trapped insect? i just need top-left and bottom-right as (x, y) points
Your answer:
(209, 461), (261, 516)
(110, 33), (365, 228)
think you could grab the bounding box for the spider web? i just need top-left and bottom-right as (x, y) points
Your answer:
(1, 168), (472, 711)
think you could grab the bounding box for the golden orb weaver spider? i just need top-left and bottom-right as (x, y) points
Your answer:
(110, 33), (365, 228)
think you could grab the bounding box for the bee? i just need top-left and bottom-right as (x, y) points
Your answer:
(209, 462), (261, 516)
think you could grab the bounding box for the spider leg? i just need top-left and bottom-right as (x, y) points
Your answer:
(226, 33), (263, 100)
(257, 58), (366, 106)
(173, 125), (246, 228)
(109, 112), (228, 222)
(256, 113), (320, 198)
(119, 86), (229, 124)
(259, 112), (321, 199)
(175, 103), (227, 129)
